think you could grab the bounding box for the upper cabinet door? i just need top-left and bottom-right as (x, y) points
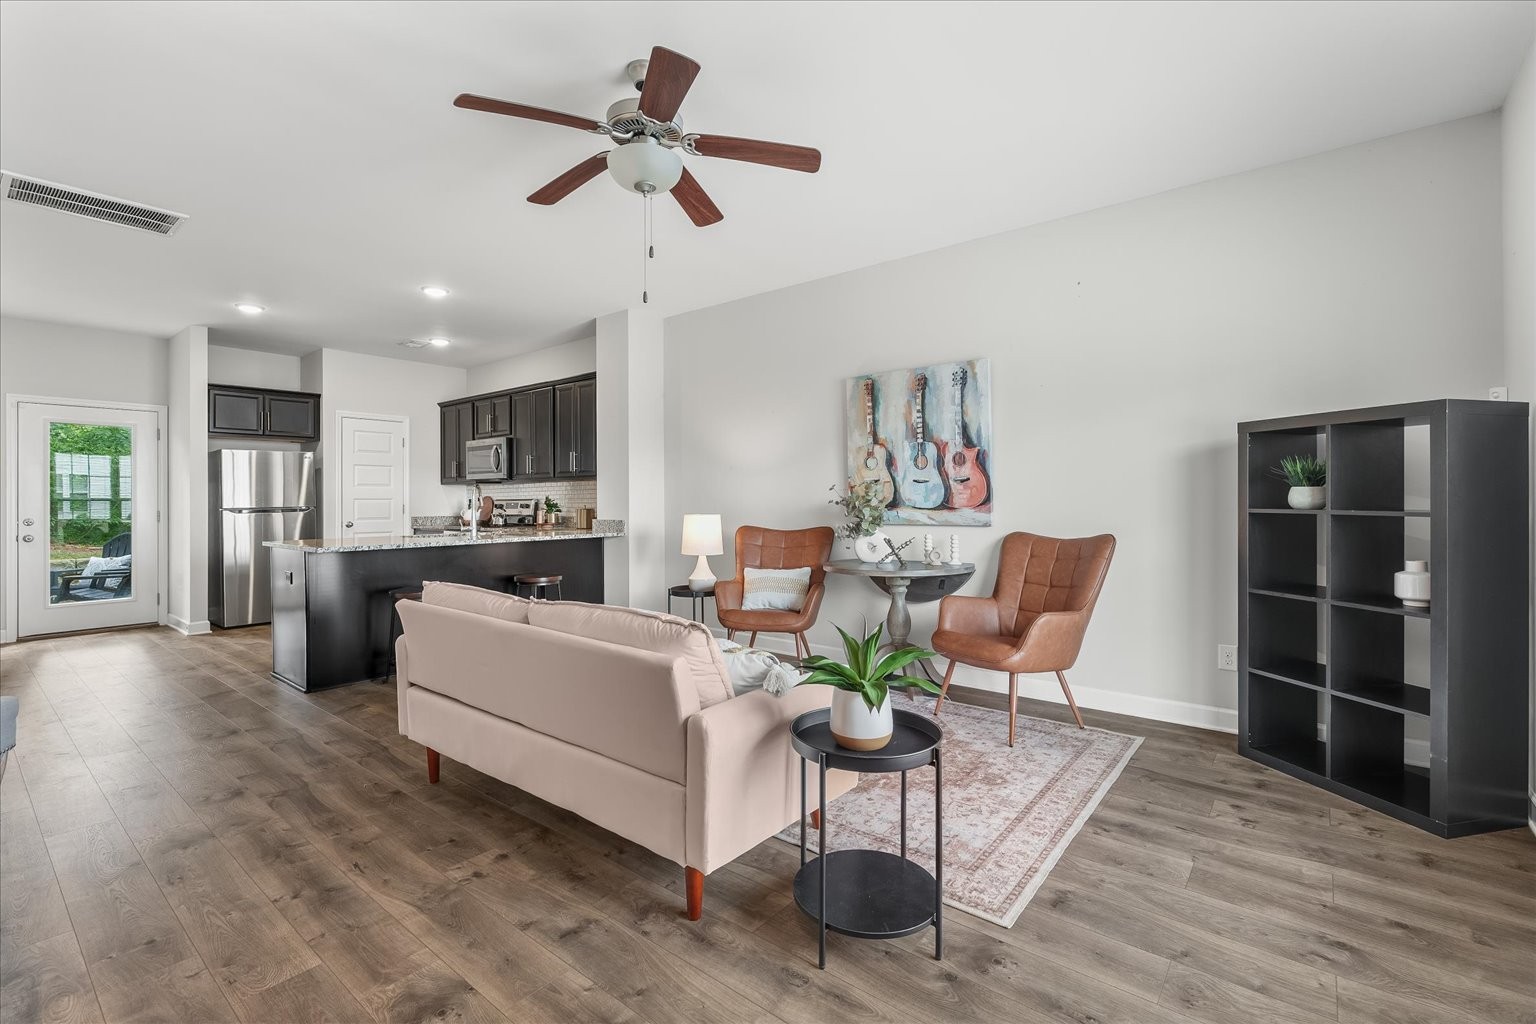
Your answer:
(554, 377), (596, 478)
(472, 395), (512, 439)
(440, 402), (471, 483)
(209, 388), (264, 435)
(264, 394), (318, 439)
(511, 388), (554, 478)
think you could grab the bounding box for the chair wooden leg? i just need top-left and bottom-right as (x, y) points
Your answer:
(932, 660), (957, 716)
(1056, 670), (1085, 728)
(726, 630), (736, 642)
(426, 748), (440, 784)
(1008, 674), (1018, 747)
(748, 631), (758, 648)
(684, 866), (704, 921)
(797, 633), (811, 659)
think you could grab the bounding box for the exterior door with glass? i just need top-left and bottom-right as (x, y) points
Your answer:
(15, 402), (161, 637)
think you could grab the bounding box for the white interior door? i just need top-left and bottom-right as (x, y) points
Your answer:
(339, 414), (407, 543)
(15, 402), (161, 637)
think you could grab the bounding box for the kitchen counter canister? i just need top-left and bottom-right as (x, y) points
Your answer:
(264, 521), (625, 554)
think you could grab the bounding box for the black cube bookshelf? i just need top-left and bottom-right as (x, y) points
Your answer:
(1238, 400), (1529, 837)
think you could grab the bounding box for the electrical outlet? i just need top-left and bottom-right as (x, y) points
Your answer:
(1217, 644), (1238, 671)
(1489, 386), (1508, 401)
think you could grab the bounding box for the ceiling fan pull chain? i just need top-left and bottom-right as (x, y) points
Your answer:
(641, 192), (650, 304)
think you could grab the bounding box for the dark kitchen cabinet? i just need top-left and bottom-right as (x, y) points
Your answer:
(555, 378), (596, 477)
(472, 395), (512, 439)
(511, 388), (555, 478)
(440, 401), (473, 483)
(209, 385), (320, 441)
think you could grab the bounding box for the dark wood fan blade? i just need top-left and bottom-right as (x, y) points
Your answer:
(454, 94), (604, 132)
(671, 167), (723, 227)
(637, 46), (700, 123)
(527, 154), (609, 205)
(690, 134), (821, 173)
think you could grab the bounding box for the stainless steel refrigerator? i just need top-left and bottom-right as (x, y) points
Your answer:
(209, 450), (318, 628)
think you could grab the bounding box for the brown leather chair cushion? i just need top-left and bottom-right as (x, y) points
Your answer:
(716, 526), (833, 635)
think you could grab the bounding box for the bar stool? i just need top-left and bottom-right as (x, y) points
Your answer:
(387, 587), (422, 676)
(511, 573), (563, 601)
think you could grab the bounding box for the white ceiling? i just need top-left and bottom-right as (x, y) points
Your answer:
(1, 1), (1531, 368)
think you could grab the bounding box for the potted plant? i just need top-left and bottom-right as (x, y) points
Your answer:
(1271, 454), (1326, 510)
(800, 624), (942, 750)
(537, 496), (562, 529)
(828, 481), (889, 563)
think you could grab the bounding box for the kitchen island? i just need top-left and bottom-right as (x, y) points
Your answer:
(265, 523), (624, 691)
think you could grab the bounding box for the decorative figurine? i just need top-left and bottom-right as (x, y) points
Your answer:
(947, 534), (961, 566)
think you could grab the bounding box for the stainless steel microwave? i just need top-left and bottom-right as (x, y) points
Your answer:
(464, 436), (514, 480)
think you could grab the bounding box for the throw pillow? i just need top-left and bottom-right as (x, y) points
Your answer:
(741, 566), (811, 611)
(82, 555), (131, 590)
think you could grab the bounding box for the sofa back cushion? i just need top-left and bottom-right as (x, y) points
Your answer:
(422, 580), (530, 624)
(397, 600), (697, 782)
(526, 601), (735, 708)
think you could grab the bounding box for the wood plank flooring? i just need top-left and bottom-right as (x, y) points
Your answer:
(1, 625), (1532, 1024)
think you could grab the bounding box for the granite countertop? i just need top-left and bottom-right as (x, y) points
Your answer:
(266, 521), (624, 553)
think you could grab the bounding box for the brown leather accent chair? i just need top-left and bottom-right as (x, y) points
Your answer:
(715, 526), (834, 659)
(931, 532), (1115, 745)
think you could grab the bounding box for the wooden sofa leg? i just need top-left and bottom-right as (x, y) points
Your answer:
(1056, 670), (1086, 729)
(426, 748), (440, 784)
(685, 866), (704, 921)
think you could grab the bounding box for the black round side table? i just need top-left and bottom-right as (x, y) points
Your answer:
(666, 582), (714, 622)
(789, 706), (943, 969)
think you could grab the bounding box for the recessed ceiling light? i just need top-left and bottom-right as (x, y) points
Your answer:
(420, 286), (450, 299)
(234, 302), (266, 315)
(427, 337), (451, 347)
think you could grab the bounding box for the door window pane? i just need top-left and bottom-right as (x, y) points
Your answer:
(48, 422), (134, 604)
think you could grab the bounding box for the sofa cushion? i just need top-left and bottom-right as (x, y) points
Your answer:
(526, 601), (734, 708)
(422, 580), (530, 624)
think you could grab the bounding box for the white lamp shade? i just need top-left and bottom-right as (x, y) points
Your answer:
(607, 136), (684, 195)
(681, 514), (723, 556)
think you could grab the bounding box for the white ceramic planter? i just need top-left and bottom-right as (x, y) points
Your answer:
(853, 531), (891, 564)
(1287, 486), (1326, 510)
(1394, 560), (1430, 608)
(830, 689), (893, 751)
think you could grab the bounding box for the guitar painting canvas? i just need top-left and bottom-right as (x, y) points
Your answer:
(844, 358), (992, 526)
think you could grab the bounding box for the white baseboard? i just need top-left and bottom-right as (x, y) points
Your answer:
(166, 615), (211, 636)
(730, 630), (1238, 735)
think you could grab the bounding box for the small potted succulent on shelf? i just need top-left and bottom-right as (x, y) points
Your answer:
(1271, 454), (1327, 510)
(800, 624), (942, 751)
(828, 481), (890, 563)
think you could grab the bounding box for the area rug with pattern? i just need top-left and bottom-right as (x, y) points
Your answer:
(776, 692), (1142, 927)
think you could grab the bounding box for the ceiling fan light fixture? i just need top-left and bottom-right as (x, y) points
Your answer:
(607, 136), (682, 195)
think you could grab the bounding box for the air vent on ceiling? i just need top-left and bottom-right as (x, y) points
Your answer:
(0, 171), (187, 236)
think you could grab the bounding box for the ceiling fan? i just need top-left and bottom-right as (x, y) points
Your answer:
(453, 45), (821, 227)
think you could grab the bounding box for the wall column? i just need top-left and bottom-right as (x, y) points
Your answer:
(596, 308), (666, 608)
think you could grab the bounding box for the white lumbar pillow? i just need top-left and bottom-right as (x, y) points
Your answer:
(716, 637), (805, 696)
(741, 566), (811, 611)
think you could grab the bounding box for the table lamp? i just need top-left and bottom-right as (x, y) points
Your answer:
(681, 514), (723, 591)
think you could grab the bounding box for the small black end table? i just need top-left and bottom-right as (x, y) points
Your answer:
(666, 582), (714, 622)
(790, 707), (943, 969)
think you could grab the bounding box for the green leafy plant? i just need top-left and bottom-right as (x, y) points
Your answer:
(800, 624), (943, 710)
(1270, 454), (1326, 487)
(828, 481), (886, 539)
(543, 496), (562, 516)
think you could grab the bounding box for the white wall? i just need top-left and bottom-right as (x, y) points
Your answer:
(596, 311), (665, 607)
(466, 336), (595, 394)
(166, 327), (209, 634)
(1500, 43), (1536, 828)
(207, 343), (302, 391)
(0, 316), (172, 636)
(312, 348), (467, 535)
(663, 113), (1505, 730)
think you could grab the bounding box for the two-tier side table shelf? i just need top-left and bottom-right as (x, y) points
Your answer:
(790, 707), (943, 969)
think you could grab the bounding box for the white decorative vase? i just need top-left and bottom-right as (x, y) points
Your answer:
(1287, 486), (1326, 510)
(853, 530), (891, 564)
(1394, 560), (1430, 608)
(830, 689), (893, 751)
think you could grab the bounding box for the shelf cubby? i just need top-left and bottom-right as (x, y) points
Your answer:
(1238, 400), (1528, 837)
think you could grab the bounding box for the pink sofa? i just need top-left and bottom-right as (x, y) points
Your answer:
(395, 582), (856, 920)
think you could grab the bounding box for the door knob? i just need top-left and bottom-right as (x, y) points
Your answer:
(345, 521), (354, 528)
(21, 534), (34, 543)
(21, 517), (34, 527)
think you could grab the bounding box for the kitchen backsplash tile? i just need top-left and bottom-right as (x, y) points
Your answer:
(414, 480), (597, 530)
